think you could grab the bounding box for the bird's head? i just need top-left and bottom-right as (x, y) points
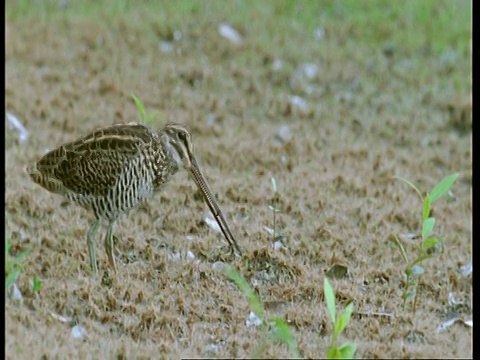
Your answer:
(161, 123), (195, 169)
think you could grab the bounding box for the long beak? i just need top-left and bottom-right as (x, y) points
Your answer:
(187, 156), (242, 256)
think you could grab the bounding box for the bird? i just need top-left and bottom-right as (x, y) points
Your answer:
(27, 123), (242, 275)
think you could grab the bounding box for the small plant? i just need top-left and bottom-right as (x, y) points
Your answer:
(268, 177), (282, 242)
(5, 236), (30, 289)
(221, 264), (301, 358)
(324, 277), (356, 359)
(30, 275), (43, 293)
(131, 94), (158, 124)
(392, 173), (459, 312)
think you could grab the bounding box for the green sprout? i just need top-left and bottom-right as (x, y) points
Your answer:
(221, 264), (301, 358)
(392, 172), (459, 312)
(5, 236), (30, 289)
(131, 94), (158, 125)
(30, 275), (43, 293)
(324, 277), (356, 359)
(268, 177), (281, 242)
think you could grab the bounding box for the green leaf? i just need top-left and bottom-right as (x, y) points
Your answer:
(270, 317), (301, 358)
(5, 269), (20, 289)
(423, 237), (439, 251)
(324, 277), (336, 324)
(327, 346), (341, 359)
(9, 249), (30, 268)
(5, 238), (30, 289)
(270, 317), (294, 343)
(422, 195), (431, 223)
(131, 94), (146, 122)
(221, 265), (264, 319)
(411, 265), (424, 276)
(338, 342), (357, 359)
(334, 303), (353, 336)
(30, 275), (43, 292)
(393, 175), (422, 200)
(429, 173), (459, 203)
(422, 217), (435, 240)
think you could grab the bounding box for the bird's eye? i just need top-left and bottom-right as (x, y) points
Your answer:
(178, 132), (187, 141)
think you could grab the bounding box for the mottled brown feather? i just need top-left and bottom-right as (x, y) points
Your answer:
(32, 124), (158, 197)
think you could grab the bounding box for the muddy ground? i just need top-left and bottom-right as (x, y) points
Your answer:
(5, 1), (472, 358)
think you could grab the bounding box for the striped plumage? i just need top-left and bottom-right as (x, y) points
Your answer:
(28, 123), (242, 274)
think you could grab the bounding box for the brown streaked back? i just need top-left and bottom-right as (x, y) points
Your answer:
(28, 123), (159, 197)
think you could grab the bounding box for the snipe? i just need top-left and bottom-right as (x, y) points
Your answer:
(28, 123), (242, 274)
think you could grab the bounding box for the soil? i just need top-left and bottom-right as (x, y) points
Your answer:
(6, 2), (472, 358)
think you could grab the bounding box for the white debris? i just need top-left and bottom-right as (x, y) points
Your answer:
(314, 27), (325, 40)
(447, 190), (456, 200)
(218, 23), (242, 44)
(421, 136), (430, 147)
(399, 233), (420, 241)
(50, 312), (73, 323)
(168, 252), (181, 261)
(437, 317), (473, 333)
(204, 343), (222, 355)
(205, 215), (221, 233)
(11, 283), (23, 300)
(274, 240), (284, 251)
(277, 125), (292, 142)
(159, 41), (174, 53)
(173, 30), (183, 41)
(335, 91), (353, 103)
(167, 250), (198, 263)
(289, 95), (309, 112)
(460, 260), (472, 277)
(212, 261), (226, 272)
(71, 324), (87, 339)
(6, 112), (29, 144)
(300, 63), (318, 80)
(205, 113), (216, 126)
(246, 311), (262, 328)
(439, 49), (459, 67)
(272, 59), (283, 72)
(436, 317), (460, 333)
(448, 292), (463, 306)
(263, 226), (274, 236)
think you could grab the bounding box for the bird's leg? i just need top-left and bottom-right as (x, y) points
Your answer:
(87, 219), (101, 275)
(105, 220), (118, 273)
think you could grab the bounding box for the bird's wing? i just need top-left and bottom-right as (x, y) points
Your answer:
(35, 124), (157, 197)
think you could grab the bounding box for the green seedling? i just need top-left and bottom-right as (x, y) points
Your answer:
(268, 177), (282, 242)
(5, 236), (30, 289)
(131, 94), (159, 125)
(324, 277), (356, 359)
(392, 173), (459, 312)
(30, 275), (43, 293)
(221, 264), (301, 358)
